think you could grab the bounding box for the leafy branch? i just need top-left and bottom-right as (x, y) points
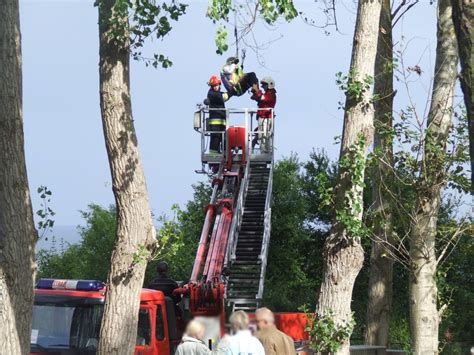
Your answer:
(97, 0), (187, 68)
(36, 185), (55, 240)
(299, 305), (355, 353)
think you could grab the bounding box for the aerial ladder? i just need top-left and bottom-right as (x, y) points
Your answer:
(175, 107), (274, 340)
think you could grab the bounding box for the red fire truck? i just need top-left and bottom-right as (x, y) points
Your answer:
(30, 279), (179, 354)
(30, 108), (307, 354)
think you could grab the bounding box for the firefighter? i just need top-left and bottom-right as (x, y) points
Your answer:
(147, 261), (180, 304)
(220, 57), (259, 97)
(251, 76), (277, 153)
(205, 75), (230, 155)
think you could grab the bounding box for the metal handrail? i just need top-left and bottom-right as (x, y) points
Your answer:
(257, 163), (273, 299)
(224, 157), (250, 267)
(256, 112), (275, 300)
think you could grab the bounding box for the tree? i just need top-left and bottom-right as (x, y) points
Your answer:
(0, 0), (37, 353)
(365, 0), (395, 346)
(451, 0), (474, 192)
(35, 158), (472, 349)
(37, 205), (117, 281)
(315, 0), (382, 353)
(96, 0), (184, 352)
(206, 0), (298, 58)
(264, 154), (329, 311)
(408, 0), (458, 351)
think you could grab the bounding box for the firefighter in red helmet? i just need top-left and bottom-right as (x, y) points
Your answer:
(205, 75), (231, 156)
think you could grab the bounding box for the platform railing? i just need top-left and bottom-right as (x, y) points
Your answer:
(194, 107), (274, 166)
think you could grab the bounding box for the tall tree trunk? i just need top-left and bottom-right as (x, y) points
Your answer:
(316, 1), (382, 354)
(365, 0), (395, 346)
(451, 0), (474, 193)
(0, 0), (37, 353)
(97, 1), (156, 354)
(409, 0), (458, 353)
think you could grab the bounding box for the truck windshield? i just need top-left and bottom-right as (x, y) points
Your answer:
(30, 296), (103, 353)
(30, 295), (152, 353)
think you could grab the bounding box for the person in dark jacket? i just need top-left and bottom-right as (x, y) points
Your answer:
(251, 77), (277, 152)
(147, 261), (180, 304)
(206, 75), (231, 154)
(220, 57), (259, 97)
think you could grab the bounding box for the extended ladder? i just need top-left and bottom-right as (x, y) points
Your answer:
(192, 107), (274, 314)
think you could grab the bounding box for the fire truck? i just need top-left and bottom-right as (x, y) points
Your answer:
(30, 108), (307, 354)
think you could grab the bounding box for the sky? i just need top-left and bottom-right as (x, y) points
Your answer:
(20, 0), (438, 229)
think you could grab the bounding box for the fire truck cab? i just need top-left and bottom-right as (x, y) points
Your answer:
(30, 279), (179, 355)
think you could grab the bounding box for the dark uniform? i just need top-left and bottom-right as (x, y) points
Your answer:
(148, 275), (179, 300)
(207, 88), (230, 153)
(147, 262), (180, 304)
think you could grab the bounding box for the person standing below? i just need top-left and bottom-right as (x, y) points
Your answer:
(220, 57), (259, 97)
(147, 261), (180, 304)
(251, 77), (276, 153)
(206, 75), (231, 155)
(215, 311), (265, 355)
(255, 307), (296, 355)
(175, 320), (211, 355)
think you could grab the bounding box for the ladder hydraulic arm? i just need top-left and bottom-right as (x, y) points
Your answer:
(176, 107), (274, 333)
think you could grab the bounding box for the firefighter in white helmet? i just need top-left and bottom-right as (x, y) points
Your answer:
(251, 76), (277, 153)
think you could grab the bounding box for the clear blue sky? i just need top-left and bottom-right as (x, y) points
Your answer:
(20, 0), (437, 227)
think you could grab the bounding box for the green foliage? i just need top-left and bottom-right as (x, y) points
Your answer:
(373, 105), (470, 195)
(96, 0), (187, 68)
(336, 68), (374, 109)
(300, 305), (355, 353)
(263, 152), (336, 311)
(35, 154), (472, 348)
(388, 317), (411, 351)
(259, 0), (298, 24)
(206, 0), (298, 55)
(215, 26), (229, 55)
(335, 134), (370, 239)
(37, 203), (191, 283)
(37, 204), (118, 280)
(438, 226), (474, 345)
(36, 185), (55, 240)
(207, 0), (232, 22)
(145, 183), (212, 283)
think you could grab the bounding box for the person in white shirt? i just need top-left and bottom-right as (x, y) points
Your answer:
(215, 311), (265, 355)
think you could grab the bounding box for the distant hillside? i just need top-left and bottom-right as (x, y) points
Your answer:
(36, 225), (81, 251)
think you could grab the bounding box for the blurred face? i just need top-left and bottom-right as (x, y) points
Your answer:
(212, 84), (220, 91)
(261, 82), (269, 91)
(196, 328), (205, 340)
(255, 316), (270, 330)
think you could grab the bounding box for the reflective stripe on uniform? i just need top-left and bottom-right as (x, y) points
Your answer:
(208, 119), (226, 125)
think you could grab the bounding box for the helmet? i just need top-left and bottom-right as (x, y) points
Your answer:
(260, 76), (275, 89)
(156, 261), (169, 274)
(223, 64), (237, 75)
(226, 56), (239, 65)
(208, 75), (221, 87)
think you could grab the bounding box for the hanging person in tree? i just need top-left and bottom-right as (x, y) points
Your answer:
(220, 57), (259, 97)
